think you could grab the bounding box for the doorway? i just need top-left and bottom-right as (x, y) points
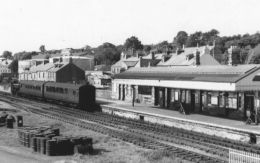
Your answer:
(244, 94), (255, 120)
(190, 91), (195, 113)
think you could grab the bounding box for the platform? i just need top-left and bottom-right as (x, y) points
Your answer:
(97, 98), (260, 144)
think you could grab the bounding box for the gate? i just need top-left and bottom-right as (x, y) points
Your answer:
(229, 149), (260, 163)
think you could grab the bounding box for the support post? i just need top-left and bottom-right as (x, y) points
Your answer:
(255, 91), (259, 125)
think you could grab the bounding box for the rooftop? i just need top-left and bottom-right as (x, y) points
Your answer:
(114, 65), (260, 83)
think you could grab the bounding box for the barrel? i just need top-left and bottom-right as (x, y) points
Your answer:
(74, 144), (88, 154)
(36, 137), (41, 153)
(16, 115), (23, 127)
(6, 115), (15, 128)
(82, 137), (93, 153)
(24, 131), (30, 147)
(0, 112), (8, 123)
(31, 137), (37, 152)
(40, 138), (47, 154)
(46, 140), (56, 156)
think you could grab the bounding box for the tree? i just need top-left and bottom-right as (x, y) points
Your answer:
(174, 31), (188, 47)
(123, 36), (143, 55)
(202, 29), (219, 45)
(94, 42), (120, 65)
(39, 45), (46, 53)
(143, 45), (152, 54)
(8, 59), (18, 75)
(1, 51), (12, 59)
(186, 31), (203, 47)
(13, 51), (38, 60)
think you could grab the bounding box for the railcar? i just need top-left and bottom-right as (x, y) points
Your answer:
(18, 80), (45, 98)
(15, 80), (97, 111)
(44, 82), (96, 110)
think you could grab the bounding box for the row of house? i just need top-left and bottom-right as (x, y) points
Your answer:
(111, 45), (219, 74)
(0, 57), (12, 81)
(18, 48), (93, 83)
(112, 46), (260, 122)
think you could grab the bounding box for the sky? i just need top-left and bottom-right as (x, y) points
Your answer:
(0, 0), (260, 54)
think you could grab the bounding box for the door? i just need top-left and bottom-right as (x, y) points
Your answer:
(118, 85), (121, 100)
(159, 88), (165, 108)
(244, 94), (255, 120)
(190, 91), (195, 113)
(122, 85), (125, 101)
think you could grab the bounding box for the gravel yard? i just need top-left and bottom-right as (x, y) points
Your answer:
(0, 100), (180, 163)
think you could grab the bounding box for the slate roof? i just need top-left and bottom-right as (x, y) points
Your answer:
(48, 63), (69, 72)
(157, 45), (219, 66)
(30, 63), (54, 72)
(124, 61), (138, 67)
(114, 65), (260, 83)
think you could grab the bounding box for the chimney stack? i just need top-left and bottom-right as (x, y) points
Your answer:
(228, 46), (233, 66)
(69, 57), (72, 63)
(151, 52), (155, 60)
(195, 50), (200, 66)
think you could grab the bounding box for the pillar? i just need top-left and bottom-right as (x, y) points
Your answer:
(255, 91), (259, 125)
(151, 86), (155, 106)
(165, 88), (168, 108)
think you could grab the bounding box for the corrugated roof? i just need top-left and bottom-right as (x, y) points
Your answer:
(114, 65), (260, 83)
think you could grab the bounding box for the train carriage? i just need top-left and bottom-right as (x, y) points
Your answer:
(15, 80), (97, 111)
(18, 80), (45, 98)
(44, 82), (96, 111)
(44, 82), (80, 104)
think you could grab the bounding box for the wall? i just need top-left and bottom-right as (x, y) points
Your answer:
(102, 106), (259, 143)
(56, 63), (85, 83)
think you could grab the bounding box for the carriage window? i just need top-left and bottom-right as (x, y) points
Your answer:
(64, 88), (68, 94)
(73, 90), (76, 95)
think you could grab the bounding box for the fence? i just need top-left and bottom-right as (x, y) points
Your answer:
(229, 148), (260, 163)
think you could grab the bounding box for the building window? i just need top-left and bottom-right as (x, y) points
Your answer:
(174, 91), (179, 101)
(228, 97), (237, 109)
(138, 86), (152, 95)
(211, 96), (218, 105)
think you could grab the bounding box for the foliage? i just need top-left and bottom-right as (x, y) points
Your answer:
(94, 42), (121, 65)
(124, 36), (143, 54)
(39, 45), (46, 53)
(1, 51), (13, 59)
(13, 51), (38, 60)
(174, 31), (188, 47)
(8, 59), (18, 74)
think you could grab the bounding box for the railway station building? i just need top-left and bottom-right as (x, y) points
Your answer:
(112, 65), (260, 121)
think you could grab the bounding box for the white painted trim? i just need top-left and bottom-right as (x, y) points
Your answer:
(113, 79), (236, 91)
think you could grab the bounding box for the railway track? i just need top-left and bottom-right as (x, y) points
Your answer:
(1, 93), (259, 162)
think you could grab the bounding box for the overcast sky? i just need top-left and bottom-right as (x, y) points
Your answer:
(0, 0), (260, 54)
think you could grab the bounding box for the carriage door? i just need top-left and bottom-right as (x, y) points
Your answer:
(244, 93), (254, 119)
